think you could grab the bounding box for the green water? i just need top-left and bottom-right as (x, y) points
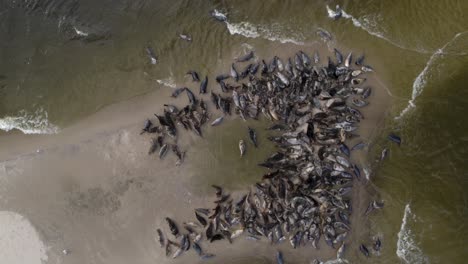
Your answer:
(0, 0), (467, 263)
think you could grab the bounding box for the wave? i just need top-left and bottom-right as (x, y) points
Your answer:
(156, 77), (176, 88)
(394, 50), (443, 119)
(211, 9), (227, 21)
(324, 258), (348, 264)
(0, 108), (59, 135)
(395, 31), (468, 119)
(326, 5), (431, 54)
(396, 204), (429, 264)
(213, 9), (305, 45)
(73, 26), (89, 37)
(225, 21), (305, 45)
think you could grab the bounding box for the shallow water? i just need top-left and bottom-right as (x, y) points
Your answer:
(189, 118), (277, 192)
(0, 0), (467, 263)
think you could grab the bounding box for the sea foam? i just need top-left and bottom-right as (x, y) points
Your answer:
(213, 9), (305, 45)
(156, 77), (176, 88)
(0, 108), (59, 135)
(73, 26), (89, 37)
(396, 204), (429, 264)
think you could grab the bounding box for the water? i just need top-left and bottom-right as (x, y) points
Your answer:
(396, 204), (428, 263)
(0, 0), (467, 263)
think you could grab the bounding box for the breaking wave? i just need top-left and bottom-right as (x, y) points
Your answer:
(396, 204), (429, 264)
(0, 108), (59, 135)
(214, 9), (305, 45)
(225, 21), (305, 45)
(73, 26), (89, 37)
(156, 77), (176, 88)
(395, 50), (443, 119)
(326, 5), (430, 54)
(395, 31), (468, 119)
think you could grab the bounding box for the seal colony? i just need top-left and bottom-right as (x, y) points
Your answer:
(141, 46), (386, 262)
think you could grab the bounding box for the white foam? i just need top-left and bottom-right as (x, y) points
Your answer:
(216, 9), (304, 45)
(395, 31), (468, 119)
(0, 108), (60, 135)
(326, 5), (340, 19)
(326, 5), (430, 54)
(225, 21), (305, 45)
(73, 26), (89, 37)
(212, 9), (227, 21)
(0, 211), (48, 264)
(226, 21), (260, 38)
(363, 166), (371, 181)
(323, 258), (348, 264)
(396, 204), (429, 264)
(156, 78), (176, 88)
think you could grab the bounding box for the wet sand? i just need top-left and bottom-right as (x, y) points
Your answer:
(0, 43), (391, 264)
